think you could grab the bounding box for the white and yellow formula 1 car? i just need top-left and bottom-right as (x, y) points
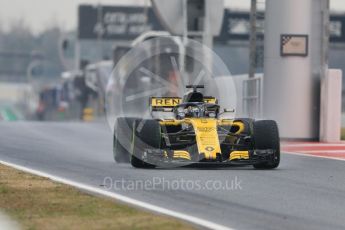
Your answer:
(113, 85), (280, 169)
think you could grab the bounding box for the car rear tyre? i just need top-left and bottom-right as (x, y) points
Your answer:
(252, 120), (280, 169)
(131, 119), (161, 168)
(113, 117), (138, 163)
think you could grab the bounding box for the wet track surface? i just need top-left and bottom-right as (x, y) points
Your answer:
(1, 122), (345, 230)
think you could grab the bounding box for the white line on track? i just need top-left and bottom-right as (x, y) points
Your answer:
(282, 143), (345, 148)
(284, 151), (345, 162)
(0, 160), (234, 230)
(0, 211), (20, 230)
(300, 150), (345, 154)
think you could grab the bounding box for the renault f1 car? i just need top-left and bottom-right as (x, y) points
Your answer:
(113, 85), (280, 169)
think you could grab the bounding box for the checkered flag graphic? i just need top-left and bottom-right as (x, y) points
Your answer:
(281, 35), (292, 45)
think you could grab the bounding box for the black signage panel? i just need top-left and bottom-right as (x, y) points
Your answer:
(329, 15), (345, 43)
(216, 11), (261, 42)
(216, 10), (345, 43)
(78, 5), (164, 40)
(78, 5), (345, 43)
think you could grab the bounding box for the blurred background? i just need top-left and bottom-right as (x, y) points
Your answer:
(0, 0), (344, 138)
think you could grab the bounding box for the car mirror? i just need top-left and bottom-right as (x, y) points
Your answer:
(224, 108), (235, 113)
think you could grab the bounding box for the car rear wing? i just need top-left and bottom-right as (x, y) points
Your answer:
(150, 97), (181, 112)
(150, 96), (218, 112)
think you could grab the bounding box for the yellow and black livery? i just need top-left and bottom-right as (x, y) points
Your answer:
(113, 85), (280, 169)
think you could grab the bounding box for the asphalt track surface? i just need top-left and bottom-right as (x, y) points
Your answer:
(1, 122), (345, 230)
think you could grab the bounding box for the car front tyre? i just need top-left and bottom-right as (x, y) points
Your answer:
(131, 119), (161, 169)
(253, 120), (280, 169)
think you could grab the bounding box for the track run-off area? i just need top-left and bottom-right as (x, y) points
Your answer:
(282, 142), (345, 160)
(1, 122), (345, 230)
